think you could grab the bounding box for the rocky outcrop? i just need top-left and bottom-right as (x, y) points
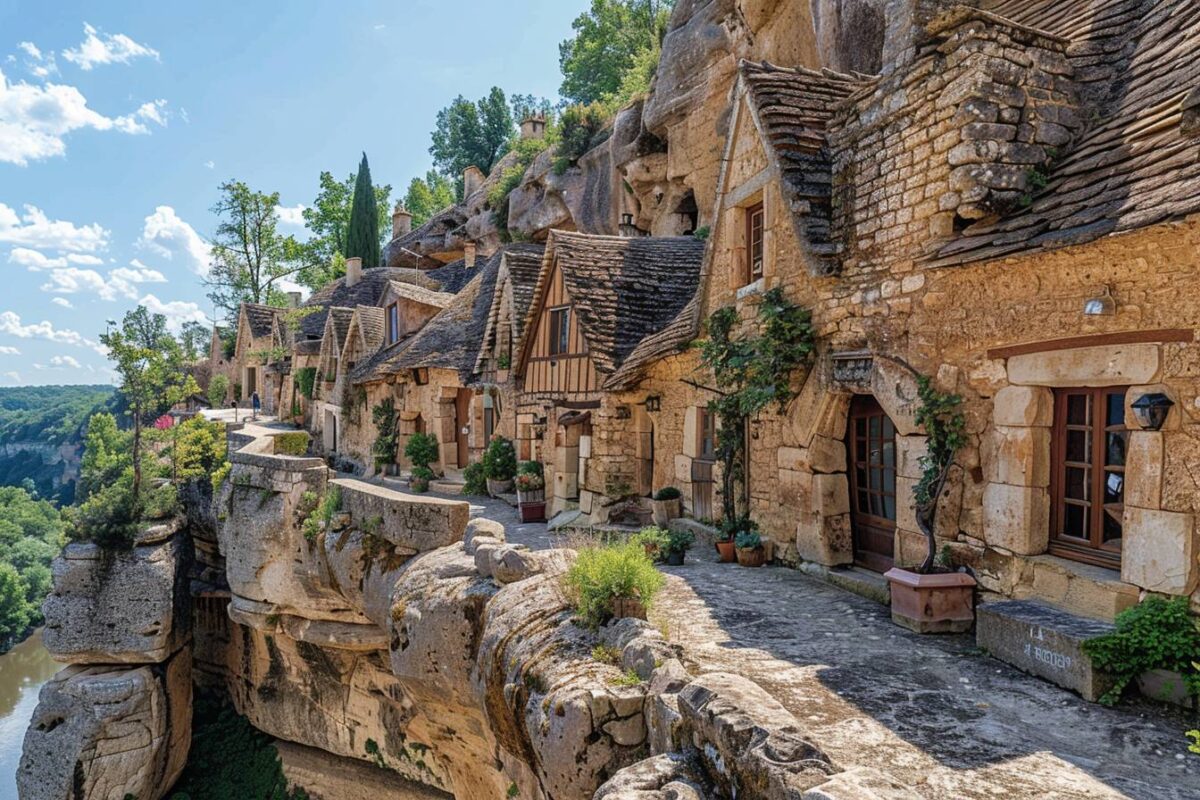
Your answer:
(18, 648), (192, 800)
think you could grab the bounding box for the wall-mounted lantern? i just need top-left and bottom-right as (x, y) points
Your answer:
(412, 368), (429, 386)
(644, 395), (662, 412)
(615, 405), (632, 420)
(1131, 392), (1174, 431)
(1083, 285), (1116, 316)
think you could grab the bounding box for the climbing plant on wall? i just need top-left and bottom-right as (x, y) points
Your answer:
(912, 375), (966, 573)
(698, 288), (815, 535)
(371, 399), (400, 469)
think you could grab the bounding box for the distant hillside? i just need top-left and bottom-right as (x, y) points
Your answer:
(0, 385), (118, 505)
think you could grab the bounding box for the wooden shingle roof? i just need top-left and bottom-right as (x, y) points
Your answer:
(928, 0), (1200, 266)
(519, 232), (705, 382)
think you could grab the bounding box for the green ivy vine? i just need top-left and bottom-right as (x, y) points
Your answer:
(371, 399), (400, 469)
(912, 375), (966, 573)
(698, 288), (814, 536)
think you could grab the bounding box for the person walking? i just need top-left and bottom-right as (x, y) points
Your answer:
(251, 390), (261, 420)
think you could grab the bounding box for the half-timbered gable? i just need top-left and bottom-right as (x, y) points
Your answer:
(475, 243), (544, 383)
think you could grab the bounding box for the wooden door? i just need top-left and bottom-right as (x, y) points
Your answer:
(848, 396), (897, 572)
(455, 390), (471, 468)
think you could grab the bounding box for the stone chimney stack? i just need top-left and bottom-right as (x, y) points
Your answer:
(464, 243), (477, 269)
(463, 166), (485, 198)
(392, 204), (413, 239)
(345, 256), (363, 288)
(287, 291), (302, 308)
(520, 114), (547, 141)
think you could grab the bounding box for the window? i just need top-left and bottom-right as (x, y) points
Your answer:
(549, 307), (571, 356)
(1051, 387), (1127, 567)
(387, 304), (400, 344)
(747, 202), (765, 280)
(698, 409), (716, 460)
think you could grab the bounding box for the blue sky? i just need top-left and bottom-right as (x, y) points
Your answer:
(0, 0), (585, 386)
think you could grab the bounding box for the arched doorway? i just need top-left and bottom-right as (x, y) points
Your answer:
(847, 395), (896, 572)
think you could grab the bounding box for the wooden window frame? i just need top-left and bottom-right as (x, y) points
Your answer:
(548, 306), (571, 357)
(747, 202), (765, 281)
(1049, 387), (1127, 568)
(387, 303), (400, 345)
(698, 408), (716, 461)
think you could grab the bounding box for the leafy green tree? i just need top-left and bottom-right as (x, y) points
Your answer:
(207, 375), (230, 408)
(100, 308), (187, 509)
(429, 87), (515, 194)
(559, 0), (673, 106)
(403, 171), (457, 225)
(0, 562), (32, 644)
(296, 168), (392, 290)
(345, 153), (382, 267)
(178, 320), (209, 363)
(79, 412), (130, 502)
(206, 180), (300, 322)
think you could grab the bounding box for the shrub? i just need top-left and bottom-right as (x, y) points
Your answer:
(462, 462), (488, 495)
(482, 437), (517, 481)
(404, 432), (440, 472)
(410, 466), (434, 493)
(300, 486), (342, 542)
(1083, 596), (1200, 705)
(632, 526), (670, 556)
(554, 102), (609, 174)
(564, 541), (664, 629)
(174, 417), (228, 484)
(518, 460), (543, 477)
(207, 375), (229, 408)
(734, 528), (762, 550)
(371, 400), (400, 469)
(653, 486), (681, 501)
(272, 432), (309, 457)
(73, 475), (139, 550)
(294, 367), (318, 400)
(143, 482), (179, 521)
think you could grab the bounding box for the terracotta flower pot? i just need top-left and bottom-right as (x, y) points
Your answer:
(652, 498), (681, 526)
(610, 597), (647, 621)
(736, 546), (766, 568)
(884, 568), (977, 634)
(715, 540), (736, 563)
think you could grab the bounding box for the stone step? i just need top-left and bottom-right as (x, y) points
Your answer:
(977, 599), (1116, 702)
(800, 564), (892, 606)
(430, 479), (465, 495)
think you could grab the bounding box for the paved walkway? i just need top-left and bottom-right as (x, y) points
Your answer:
(421, 493), (1200, 798)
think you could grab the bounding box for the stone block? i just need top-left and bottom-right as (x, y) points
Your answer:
(992, 385), (1053, 427)
(1018, 556), (1139, 621)
(802, 767), (922, 799)
(333, 478), (469, 552)
(895, 477), (920, 534)
(982, 426), (1051, 487)
(809, 436), (847, 474)
(982, 483), (1049, 555)
(43, 530), (192, 664)
(1122, 507), (1197, 595)
(1007, 344), (1160, 387)
(812, 473), (850, 517)
(778, 446), (807, 472)
(554, 446), (579, 472)
(895, 435), (928, 480)
(1125, 431), (1163, 509)
(977, 600), (1116, 702)
(554, 471), (579, 499)
(796, 512), (852, 567)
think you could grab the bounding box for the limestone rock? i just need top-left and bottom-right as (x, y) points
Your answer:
(18, 648), (191, 800)
(333, 479), (469, 553)
(801, 767), (922, 799)
(464, 517), (506, 551)
(42, 528), (192, 664)
(593, 753), (714, 799)
(677, 672), (835, 797)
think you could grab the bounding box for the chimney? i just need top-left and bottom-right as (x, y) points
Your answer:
(464, 243), (477, 269)
(520, 114), (547, 141)
(392, 203), (413, 239)
(287, 291), (302, 308)
(345, 256), (363, 287)
(463, 165), (485, 198)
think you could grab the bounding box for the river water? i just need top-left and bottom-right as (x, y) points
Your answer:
(0, 631), (59, 800)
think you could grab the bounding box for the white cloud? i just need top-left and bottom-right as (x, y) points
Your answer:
(373, 24), (387, 30)
(17, 43), (41, 61)
(203, 160), (214, 170)
(0, 311), (103, 353)
(3, 371), (19, 383)
(0, 66), (168, 165)
(62, 24), (159, 71)
(276, 204), (307, 227)
(0, 345), (19, 355)
(16, 42), (57, 79)
(44, 355), (81, 369)
(50, 297), (72, 309)
(138, 205), (208, 275)
(9, 247), (64, 269)
(138, 294), (206, 332)
(67, 253), (104, 265)
(39, 263), (165, 301)
(0, 205), (109, 252)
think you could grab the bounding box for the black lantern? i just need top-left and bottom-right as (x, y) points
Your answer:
(1131, 393), (1174, 431)
(615, 405), (632, 420)
(645, 395), (662, 412)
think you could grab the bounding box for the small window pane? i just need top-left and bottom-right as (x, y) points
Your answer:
(1065, 466), (1089, 501)
(882, 441), (895, 468)
(869, 416), (881, 439)
(882, 417), (894, 439)
(870, 493), (882, 517)
(870, 468), (883, 491)
(1066, 394), (1089, 426)
(857, 490), (870, 513)
(882, 493), (896, 521)
(1106, 392), (1125, 427)
(1104, 471), (1124, 503)
(1106, 432), (1127, 467)
(1066, 429), (1090, 463)
(1063, 504), (1088, 538)
(1103, 509), (1123, 544)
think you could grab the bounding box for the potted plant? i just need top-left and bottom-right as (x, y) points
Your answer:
(515, 468), (547, 522)
(651, 486), (682, 526)
(716, 516), (754, 563)
(734, 526), (766, 567)
(632, 526), (670, 562)
(404, 431), (440, 492)
(563, 541), (665, 628)
(482, 437), (517, 496)
(410, 466), (433, 493)
(884, 376), (977, 634)
(664, 527), (695, 566)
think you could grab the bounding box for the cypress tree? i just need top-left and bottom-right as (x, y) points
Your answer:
(345, 152), (381, 267)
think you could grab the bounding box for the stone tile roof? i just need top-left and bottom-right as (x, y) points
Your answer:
(356, 251), (503, 384)
(422, 258), (481, 295)
(353, 306), (386, 353)
(739, 61), (866, 276)
(387, 281), (456, 310)
(520, 232), (705, 382)
(928, 0), (1200, 266)
(474, 243), (546, 376)
(243, 304), (282, 339)
(298, 267), (441, 341)
(325, 307), (355, 351)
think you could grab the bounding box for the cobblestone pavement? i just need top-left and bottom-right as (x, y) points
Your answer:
(433, 493), (1200, 799)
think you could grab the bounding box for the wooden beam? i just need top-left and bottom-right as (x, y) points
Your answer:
(987, 329), (1194, 360)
